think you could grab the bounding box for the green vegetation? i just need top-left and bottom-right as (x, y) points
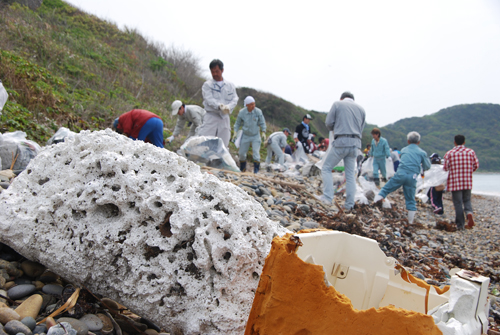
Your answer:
(364, 104), (500, 172)
(1, 1), (497, 172)
(0, 0), (203, 143)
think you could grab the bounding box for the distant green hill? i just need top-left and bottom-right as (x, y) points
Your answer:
(368, 104), (500, 172)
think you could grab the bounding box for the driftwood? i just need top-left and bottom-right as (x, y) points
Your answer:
(201, 166), (305, 190)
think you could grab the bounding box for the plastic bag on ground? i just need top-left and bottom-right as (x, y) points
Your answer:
(178, 136), (240, 172)
(46, 127), (77, 145)
(292, 143), (309, 164)
(0, 131), (41, 171)
(360, 157), (395, 179)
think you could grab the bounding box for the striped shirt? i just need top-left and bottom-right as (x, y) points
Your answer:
(443, 145), (479, 191)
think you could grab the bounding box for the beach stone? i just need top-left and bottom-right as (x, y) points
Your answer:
(40, 295), (56, 313)
(41, 285), (62, 296)
(47, 322), (76, 335)
(33, 282), (43, 291)
(14, 294), (43, 319)
(303, 221), (319, 229)
(3, 283), (15, 290)
(32, 324), (46, 335)
(144, 330), (158, 335)
(45, 317), (56, 330)
(115, 318), (147, 333)
(95, 314), (112, 334)
(4, 320), (31, 335)
(0, 290), (7, 304)
(14, 278), (32, 286)
(287, 223), (301, 231)
(0, 261), (18, 277)
(0, 130), (287, 335)
(0, 277), (5, 289)
(0, 302), (7, 309)
(56, 318), (88, 335)
(38, 272), (58, 284)
(297, 204), (310, 213)
(20, 262), (45, 279)
(20, 317), (36, 331)
(0, 308), (21, 324)
(45, 304), (56, 314)
(79, 314), (103, 332)
(7, 285), (35, 300)
(99, 298), (119, 312)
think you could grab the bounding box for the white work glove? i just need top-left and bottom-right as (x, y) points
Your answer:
(262, 133), (266, 142)
(219, 104), (230, 114)
(167, 135), (174, 143)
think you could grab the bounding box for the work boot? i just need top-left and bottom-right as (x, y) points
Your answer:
(374, 178), (380, 187)
(240, 161), (247, 172)
(381, 177), (387, 183)
(408, 211), (416, 224)
(253, 162), (260, 174)
(466, 213), (475, 229)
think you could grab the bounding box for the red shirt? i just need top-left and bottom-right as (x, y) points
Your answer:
(117, 109), (160, 139)
(443, 145), (479, 191)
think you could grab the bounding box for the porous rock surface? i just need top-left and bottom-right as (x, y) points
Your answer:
(0, 129), (287, 334)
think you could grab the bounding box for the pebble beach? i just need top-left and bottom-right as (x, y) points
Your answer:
(1, 164), (499, 334)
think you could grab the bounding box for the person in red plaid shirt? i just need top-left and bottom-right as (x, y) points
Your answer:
(443, 135), (479, 230)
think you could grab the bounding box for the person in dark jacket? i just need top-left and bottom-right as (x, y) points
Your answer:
(113, 109), (164, 148)
(294, 114), (313, 153)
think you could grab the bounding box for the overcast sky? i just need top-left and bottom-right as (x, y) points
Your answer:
(65, 0), (500, 126)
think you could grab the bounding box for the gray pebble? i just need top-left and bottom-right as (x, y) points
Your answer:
(303, 221), (319, 229)
(41, 285), (63, 296)
(20, 317), (36, 331)
(297, 204), (310, 213)
(56, 318), (88, 335)
(4, 320), (32, 335)
(79, 314), (103, 332)
(47, 323), (76, 335)
(7, 285), (36, 300)
(32, 325), (46, 335)
(413, 271), (425, 280)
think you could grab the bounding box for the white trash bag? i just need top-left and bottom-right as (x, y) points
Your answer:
(178, 136), (240, 172)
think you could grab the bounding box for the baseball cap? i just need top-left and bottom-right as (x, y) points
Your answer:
(304, 114), (312, 120)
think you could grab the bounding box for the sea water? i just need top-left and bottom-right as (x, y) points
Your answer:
(473, 173), (500, 197)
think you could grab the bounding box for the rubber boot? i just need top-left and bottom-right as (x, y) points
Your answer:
(240, 161), (247, 172)
(253, 162), (260, 174)
(374, 178), (380, 187)
(408, 211), (416, 224)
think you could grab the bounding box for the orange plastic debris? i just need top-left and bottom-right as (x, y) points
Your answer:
(245, 233), (443, 335)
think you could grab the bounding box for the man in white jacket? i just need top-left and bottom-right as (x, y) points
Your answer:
(167, 100), (206, 142)
(197, 59), (239, 147)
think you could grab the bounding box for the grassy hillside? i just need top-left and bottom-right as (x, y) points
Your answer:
(0, 0), (204, 143)
(370, 104), (500, 171)
(0, 0), (327, 155)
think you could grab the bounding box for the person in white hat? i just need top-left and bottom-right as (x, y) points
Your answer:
(233, 96), (267, 173)
(167, 100), (206, 143)
(196, 59), (239, 148)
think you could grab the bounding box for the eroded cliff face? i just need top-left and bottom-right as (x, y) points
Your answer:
(0, 129), (287, 335)
(245, 233), (443, 335)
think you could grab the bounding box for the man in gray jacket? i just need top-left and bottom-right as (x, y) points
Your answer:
(197, 59), (239, 148)
(265, 128), (290, 169)
(168, 100), (206, 142)
(233, 96), (267, 173)
(317, 91), (366, 210)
